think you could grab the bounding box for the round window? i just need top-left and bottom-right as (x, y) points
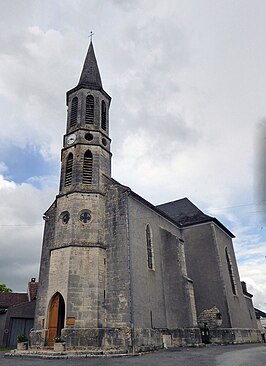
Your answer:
(79, 210), (91, 223)
(102, 138), (107, 146)
(85, 133), (93, 141)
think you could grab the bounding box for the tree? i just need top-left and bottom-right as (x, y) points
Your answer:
(0, 284), (12, 292)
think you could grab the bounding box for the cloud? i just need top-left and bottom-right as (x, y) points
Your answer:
(0, 162), (8, 174)
(239, 260), (266, 312)
(0, 1), (265, 312)
(0, 175), (55, 291)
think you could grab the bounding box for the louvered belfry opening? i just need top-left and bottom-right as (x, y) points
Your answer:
(85, 95), (94, 124)
(70, 97), (78, 127)
(101, 100), (107, 131)
(65, 153), (73, 186)
(83, 150), (93, 184)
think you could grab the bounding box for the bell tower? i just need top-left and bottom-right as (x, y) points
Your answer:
(32, 41), (113, 348)
(59, 40), (112, 195)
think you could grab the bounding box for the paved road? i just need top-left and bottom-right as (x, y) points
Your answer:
(1, 344), (266, 366)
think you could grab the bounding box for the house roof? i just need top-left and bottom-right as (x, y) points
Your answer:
(0, 293), (28, 309)
(157, 197), (235, 238)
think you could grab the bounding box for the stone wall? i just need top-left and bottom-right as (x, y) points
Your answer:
(104, 180), (131, 328)
(209, 328), (261, 344)
(128, 194), (198, 330)
(198, 306), (222, 328)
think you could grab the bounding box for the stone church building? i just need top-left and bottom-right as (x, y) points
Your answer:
(30, 42), (260, 352)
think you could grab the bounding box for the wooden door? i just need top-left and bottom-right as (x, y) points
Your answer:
(47, 294), (60, 346)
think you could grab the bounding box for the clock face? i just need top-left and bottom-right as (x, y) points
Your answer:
(67, 133), (76, 145)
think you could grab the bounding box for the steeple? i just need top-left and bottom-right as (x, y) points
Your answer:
(66, 41), (110, 105)
(78, 41), (102, 89)
(60, 41), (112, 196)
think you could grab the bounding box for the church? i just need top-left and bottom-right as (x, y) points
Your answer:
(30, 41), (260, 352)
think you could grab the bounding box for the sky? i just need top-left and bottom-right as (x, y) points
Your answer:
(0, 0), (265, 311)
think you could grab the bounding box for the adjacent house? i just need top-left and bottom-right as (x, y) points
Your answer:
(0, 278), (37, 347)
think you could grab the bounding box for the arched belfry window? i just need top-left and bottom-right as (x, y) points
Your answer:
(146, 224), (154, 270)
(83, 150), (93, 184)
(225, 247), (237, 295)
(65, 153), (73, 186)
(101, 100), (107, 131)
(85, 95), (94, 124)
(70, 97), (78, 128)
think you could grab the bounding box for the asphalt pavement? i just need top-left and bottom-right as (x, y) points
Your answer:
(1, 343), (266, 366)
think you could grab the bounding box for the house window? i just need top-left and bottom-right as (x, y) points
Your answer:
(65, 153), (73, 186)
(83, 150), (93, 184)
(146, 224), (154, 269)
(70, 97), (78, 127)
(85, 95), (94, 124)
(225, 247), (237, 295)
(101, 100), (107, 131)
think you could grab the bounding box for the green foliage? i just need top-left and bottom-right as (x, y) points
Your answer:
(0, 284), (12, 292)
(54, 335), (62, 343)
(17, 333), (28, 343)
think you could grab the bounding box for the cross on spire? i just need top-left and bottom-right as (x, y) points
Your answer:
(89, 31), (94, 43)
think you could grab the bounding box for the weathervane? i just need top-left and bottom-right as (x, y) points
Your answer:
(89, 31), (95, 42)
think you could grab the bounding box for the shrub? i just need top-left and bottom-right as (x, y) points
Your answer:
(17, 333), (28, 343)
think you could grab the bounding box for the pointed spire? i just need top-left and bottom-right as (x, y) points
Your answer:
(78, 41), (102, 89)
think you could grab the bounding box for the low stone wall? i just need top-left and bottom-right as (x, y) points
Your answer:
(30, 327), (202, 352)
(30, 326), (260, 352)
(29, 329), (47, 348)
(209, 328), (261, 344)
(133, 327), (202, 352)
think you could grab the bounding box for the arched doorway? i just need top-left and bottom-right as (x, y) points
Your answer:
(47, 293), (65, 346)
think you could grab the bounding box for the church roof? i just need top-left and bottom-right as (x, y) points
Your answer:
(66, 41), (111, 104)
(157, 197), (235, 238)
(108, 177), (183, 229)
(254, 308), (266, 318)
(78, 41), (102, 89)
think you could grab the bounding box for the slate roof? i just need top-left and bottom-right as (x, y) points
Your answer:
(0, 293), (28, 309)
(66, 41), (111, 104)
(108, 177), (183, 229)
(157, 197), (235, 238)
(78, 41), (102, 89)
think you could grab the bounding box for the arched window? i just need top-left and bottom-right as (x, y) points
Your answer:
(146, 224), (154, 269)
(65, 153), (73, 186)
(85, 95), (94, 124)
(225, 247), (237, 295)
(83, 150), (93, 184)
(70, 97), (78, 127)
(101, 100), (107, 131)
